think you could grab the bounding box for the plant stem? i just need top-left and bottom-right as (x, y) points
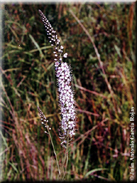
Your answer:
(47, 127), (61, 177)
(62, 131), (69, 179)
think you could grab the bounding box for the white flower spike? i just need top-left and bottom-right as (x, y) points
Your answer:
(39, 10), (76, 147)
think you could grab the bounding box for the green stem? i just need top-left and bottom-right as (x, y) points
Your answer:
(62, 132), (69, 179)
(47, 127), (61, 177)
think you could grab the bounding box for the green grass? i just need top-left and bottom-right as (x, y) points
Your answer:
(0, 3), (136, 181)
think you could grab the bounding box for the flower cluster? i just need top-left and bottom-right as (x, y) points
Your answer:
(39, 10), (76, 146)
(56, 63), (76, 141)
(39, 10), (66, 65)
(37, 107), (51, 134)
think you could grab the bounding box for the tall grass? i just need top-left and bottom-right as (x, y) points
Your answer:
(0, 3), (136, 181)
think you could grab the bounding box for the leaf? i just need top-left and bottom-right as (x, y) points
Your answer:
(29, 34), (44, 58)
(9, 162), (18, 173)
(84, 168), (108, 178)
(114, 45), (121, 58)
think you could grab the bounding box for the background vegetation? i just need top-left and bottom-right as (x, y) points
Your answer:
(0, 2), (136, 181)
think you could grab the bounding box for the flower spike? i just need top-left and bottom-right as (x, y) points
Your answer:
(37, 106), (50, 134)
(39, 10), (76, 147)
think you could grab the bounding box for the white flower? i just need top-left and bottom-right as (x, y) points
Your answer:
(55, 61), (60, 68)
(63, 53), (68, 58)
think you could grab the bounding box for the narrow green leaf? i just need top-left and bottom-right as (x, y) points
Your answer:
(29, 34), (44, 58)
(84, 168), (108, 178)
